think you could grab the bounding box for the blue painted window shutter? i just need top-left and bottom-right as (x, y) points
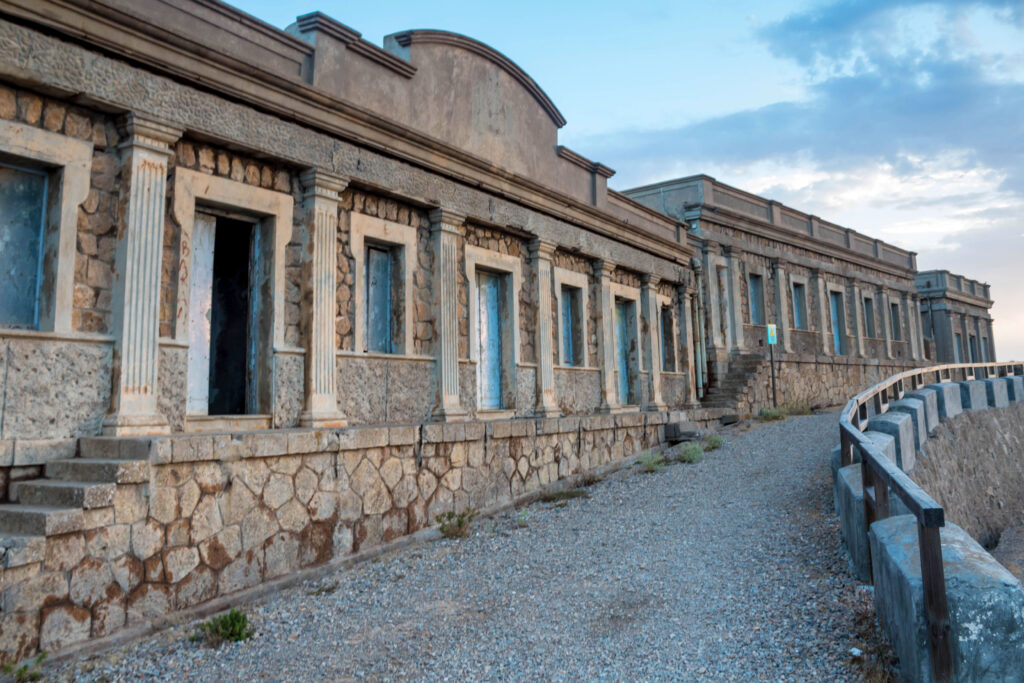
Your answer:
(616, 300), (630, 404)
(478, 271), (503, 409)
(366, 246), (393, 353)
(0, 163), (47, 328)
(792, 283), (806, 330)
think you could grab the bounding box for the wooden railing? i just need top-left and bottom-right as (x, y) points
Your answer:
(838, 361), (1024, 683)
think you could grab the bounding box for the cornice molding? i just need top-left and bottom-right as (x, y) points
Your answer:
(296, 12), (416, 79)
(557, 146), (615, 178)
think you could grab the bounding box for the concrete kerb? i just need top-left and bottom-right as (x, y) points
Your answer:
(870, 515), (1024, 682)
(959, 379), (989, 412)
(982, 378), (1010, 409)
(924, 383), (962, 420)
(1002, 376), (1024, 403)
(41, 437), (678, 668)
(904, 388), (940, 435)
(889, 398), (926, 455)
(866, 412), (915, 471)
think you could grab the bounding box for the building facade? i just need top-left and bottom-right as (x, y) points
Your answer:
(0, 0), (997, 659)
(916, 270), (996, 363)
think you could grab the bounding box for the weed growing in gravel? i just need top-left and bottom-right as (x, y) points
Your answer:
(305, 582), (338, 596)
(2, 652), (46, 682)
(436, 508), (479, 538)
(191, 609), (254, 647)
(514, 509), (530, 528)
(675, 442), (704, 464)
(757, 407), (785, 421)
(637, 451), (667, 472)
(578, 471), (602, 487)
(702, 434), (723, 451)
(783, 400), (812, 416)
(539, 489), (590, 503)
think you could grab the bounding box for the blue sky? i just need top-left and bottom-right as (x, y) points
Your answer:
(235, 0), (1024, 360)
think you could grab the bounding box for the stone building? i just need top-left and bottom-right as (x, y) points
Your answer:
(0, 0), (998, 660)
(916, 270), (996, 363)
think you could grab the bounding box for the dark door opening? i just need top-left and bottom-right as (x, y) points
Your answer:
(208, 218), (253, 415)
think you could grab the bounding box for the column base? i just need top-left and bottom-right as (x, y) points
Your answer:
(645, 401), (668, 412)
(433, 403), (469, 422)
(300, 410), (348, 429)
(597, 404), (637, 415)
(102, 412), (170, 437)
(534, 405), (561, 418)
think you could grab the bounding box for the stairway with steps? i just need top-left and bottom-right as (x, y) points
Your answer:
(700, 353), (767, 410)
(0, 437), (150, 556)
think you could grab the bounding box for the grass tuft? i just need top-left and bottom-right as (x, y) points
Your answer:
(539, 489), (590, 503)
(783, 400), (812, 416)
(436, 508), (479, 538)
(190, 609), (254, 647)
(702, 434), (723, 451)
(757, 407), (786, 421)
(674, 442), (704, 464)
(637, 451), (667, 473)
(1, 652), (46, 682)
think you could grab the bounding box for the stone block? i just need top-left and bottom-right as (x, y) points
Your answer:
(837, 465), (911, 583)
(870, 515), (1024, 682)
(958, 380), (989, 412)
(904, 389), (940, 435)
(866, 412), (915, 471)
(286, 430), (318, 454)
(924, 383), (962, 420)
(1002, 376), (1024, 403)
(889, 398), (926, 454)
(858, 430), (896, 464)
(982, 379), (1009, 409)
(388, 426), (418, 446)
(830, 444), (860, 516)
(12, 439), (76, 466)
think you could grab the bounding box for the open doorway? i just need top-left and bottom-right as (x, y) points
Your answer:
(187, 213), (264, 416)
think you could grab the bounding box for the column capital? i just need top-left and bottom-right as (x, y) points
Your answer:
(702, 240), (720, 254)
(299, 168), (349, 199)
(528, 238), (557, 260)
(770, 257), (789, 270)
(722, 244), (743, 258)
(117, 113), (182, 154)
(428, 207), (466, 231)
(640, 273), (661, 288)
(593, 258), (616, 278)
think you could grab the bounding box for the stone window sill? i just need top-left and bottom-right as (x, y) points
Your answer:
(476, 409), (516, 421)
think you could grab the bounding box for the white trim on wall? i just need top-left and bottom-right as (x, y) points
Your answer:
(552, 266), (591, 368)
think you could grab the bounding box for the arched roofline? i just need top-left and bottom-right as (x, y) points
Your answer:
(386, 29), (567, 129)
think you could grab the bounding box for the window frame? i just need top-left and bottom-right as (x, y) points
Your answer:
(747, 272), (765, 325)
(350, 212), (416, 356)
(0, 161), (49, 329)
(552, 267), (590, 368)
(466, 244), (522, 414)
(790, 277), (809, 331)
(862, 296), (876, 338)
(890, 301), (902, 341)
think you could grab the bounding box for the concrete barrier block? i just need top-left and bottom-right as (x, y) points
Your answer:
(867, 412), (916, 471)
(1002, 376), (1024, 403)
(905, 389), (940, 434)
(959, 380), (989, 412)
(924, 383), (962, 420)
(890, 398), (926, 454)
(982, 378), (1009, 409)
(831, 444), (861, 516)
(859, 431), (897, 465)
(837, 465), (911, 584)
(870, 515), (1024, 682)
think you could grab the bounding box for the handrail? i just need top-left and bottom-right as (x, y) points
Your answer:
(838, 360), (1024, 683)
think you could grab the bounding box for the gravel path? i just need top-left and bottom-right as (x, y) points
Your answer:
(53, 412), (872, 682)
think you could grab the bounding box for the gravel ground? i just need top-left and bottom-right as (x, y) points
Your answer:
(52, 412), (874, 682)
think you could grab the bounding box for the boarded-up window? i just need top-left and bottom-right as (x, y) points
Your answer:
(477, 270), (504, 409)
(863, 297), (876, 337)
(366, 245), (393, 353)
(748, 274), (764, 325)
(829, 291), (846, 355)
(560, 284), (583, 366)
(660, 305), (675, 372)
(791, 282), (807, 330)
(954, 332), (963, 362)
(890, 302), (902, 341)
(0, 163), (47, 328)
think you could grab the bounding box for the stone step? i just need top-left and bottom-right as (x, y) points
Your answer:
(11, 479), (116, 509)
(0, 505), (85, 536)
(45, 458), (149, 484)
(79, 437), (152, 461)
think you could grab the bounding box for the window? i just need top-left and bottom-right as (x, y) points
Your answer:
(365, 244), (401, 353)
(969, 335), (978, 363)
(954, 333), (963, 362)
(0, 162), (48, 328)
(981, 337), (989, 362)
(791, 282), (807, 330)
(829, 291), (846, 355)
(863, 297), (876, 338)
(560, 284), (584, 366)
(615, 298), (637, 404)
(660, 305), (676, 372)
(477, 270), (505, 409)
(890, 302), (902, 341)
(748, 273), (765, 325)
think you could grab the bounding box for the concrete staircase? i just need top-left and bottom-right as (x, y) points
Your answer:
(0, 437), (150, 563)
(700, 353), (767, 410)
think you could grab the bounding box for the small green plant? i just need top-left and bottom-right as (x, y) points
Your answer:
(305, 582), (338, 596)
(192, 609), (254, 647)
(539, 489), (590, 503)
(675, 442), (704, 464)
(436, 508), (479, 538)
(578, 471), (602, 487)
(783, 400), (812, 416)
(637, 451), (666, 473)
(702, 434), (723, 451)
(514, 509), (530, 528)
(1, 652), (46, 682)
(758, 407), (785, 421)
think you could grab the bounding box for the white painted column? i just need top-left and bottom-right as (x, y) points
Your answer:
(850, 279), (865, 358)
(430, 208), (467, 421)
(723, 246), (745, 352)
(530, 239), (560, 417)
(811, 269), (830, 355)
(903, 291), (920, 361)
(103, 114), (181, 436)
(880, 288), (894, 359)
(299, 169), (349, 427)
(772, 258), (792, 353)
(679, 284), (699, 407)
(641, 274), (665, 410)
(594, 259), (619, 412)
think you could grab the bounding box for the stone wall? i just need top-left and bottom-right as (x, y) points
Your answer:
(0, 412), (667, 661)
(910, 402), (1024, 548)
